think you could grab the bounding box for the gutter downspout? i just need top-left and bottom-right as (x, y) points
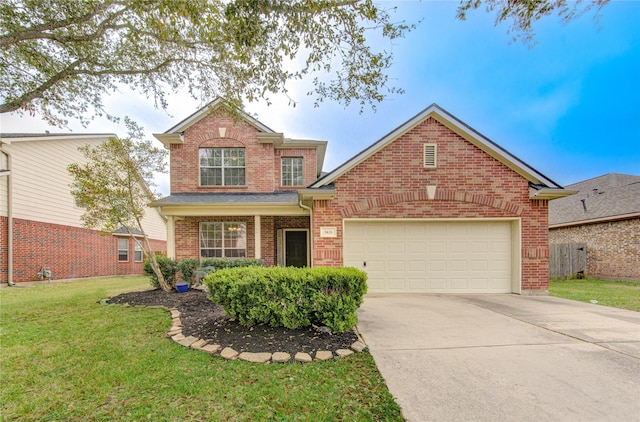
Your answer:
(1, 147), (14, 286)
(298, 200), (313, 267)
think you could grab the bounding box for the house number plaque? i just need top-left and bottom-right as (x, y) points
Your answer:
(320, 227), (337, 237)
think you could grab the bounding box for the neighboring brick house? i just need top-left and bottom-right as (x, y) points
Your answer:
(549, 173), (640, 281)
(0, 133), (167, 284)
(154, 99), (573, 294)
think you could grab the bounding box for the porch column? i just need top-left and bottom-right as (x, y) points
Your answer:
(166, 215), (175, 259)
(254, 215), (261, 259)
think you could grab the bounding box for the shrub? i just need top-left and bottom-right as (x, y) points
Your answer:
(194, 257), (265, 285)
(307, 267), (368, 333)
(177, 258), (199, 283)
(204, 266), (367, 333)
(200, 257), (265, 270)
(144, 257), (264, 288)
(144, 256), (179, 289)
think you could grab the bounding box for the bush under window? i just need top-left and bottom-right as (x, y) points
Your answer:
(203, 266), (367, 333)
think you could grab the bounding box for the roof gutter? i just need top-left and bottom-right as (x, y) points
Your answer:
(152, 201), (309, 217)
(0, 146), (14, 286)
(550, 212), (640, 229)
(529, 186), (578, 200)
(297, 188), (335, 201)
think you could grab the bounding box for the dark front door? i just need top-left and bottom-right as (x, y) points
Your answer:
(285, 230), (308, 267)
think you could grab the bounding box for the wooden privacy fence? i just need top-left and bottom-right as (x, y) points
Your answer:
(549, 243), (587, 279)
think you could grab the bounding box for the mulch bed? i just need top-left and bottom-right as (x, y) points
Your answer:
(107, 288), (358, 357)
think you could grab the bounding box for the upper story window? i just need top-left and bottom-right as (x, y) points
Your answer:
(281, 157), (304, 186)
(200, 148), (246, 186)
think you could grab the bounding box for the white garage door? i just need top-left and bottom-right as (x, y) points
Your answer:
(344, 220), (513, 293)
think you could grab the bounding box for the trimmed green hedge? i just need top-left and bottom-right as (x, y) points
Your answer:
(145, 257), (265, 288)
(200, 257), (265, 270)
(204, 266), (367, 333)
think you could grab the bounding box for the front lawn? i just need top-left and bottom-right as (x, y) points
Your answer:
(549, 278), (640, 312)
(0, 277), (402, 421)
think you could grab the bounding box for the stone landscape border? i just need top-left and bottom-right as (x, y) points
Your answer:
(101, 299), (367, 364)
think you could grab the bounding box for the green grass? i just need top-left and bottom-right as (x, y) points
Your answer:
(0, 277), (402, 421)
(549, 278), (640, 312)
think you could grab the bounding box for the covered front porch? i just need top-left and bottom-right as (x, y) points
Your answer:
(154, 191), (313, 267)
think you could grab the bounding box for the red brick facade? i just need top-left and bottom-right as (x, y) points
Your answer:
(175, 216), (257, 260)
(172, 214), (311, 267)
(170, 114), (318, 193)
(1, 217), (166, 283)
(312, 117), (550, 292)
(168, 110), (317, 265)
(160, 104), (559, 293)
(0, 216), (7, 282)
(549, 218), (640, 281)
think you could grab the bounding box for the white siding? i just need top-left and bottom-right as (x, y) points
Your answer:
(8, 137), (94, 227)
(2, 136), (166, 240)
(140, 207), (167, 241)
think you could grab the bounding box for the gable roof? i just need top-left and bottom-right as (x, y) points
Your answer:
(152, 98), (327, 177)
(549, 173), (640, 227)
(153, 98), (275, 147)
(310, 104), (571, 199)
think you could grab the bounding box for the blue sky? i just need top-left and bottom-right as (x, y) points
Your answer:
(2, 0), (639, 195)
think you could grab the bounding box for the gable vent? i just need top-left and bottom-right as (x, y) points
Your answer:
(423, 143), (437, 168)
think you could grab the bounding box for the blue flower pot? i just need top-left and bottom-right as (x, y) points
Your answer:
(175, 282), (189, 293)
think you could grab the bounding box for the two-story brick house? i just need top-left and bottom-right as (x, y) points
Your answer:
(153, 99), (326, 269)
(153, 99), (573, 294)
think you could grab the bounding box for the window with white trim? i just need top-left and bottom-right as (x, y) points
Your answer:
(200, 222), (247, 258)
(199, 148), (245, 186)
(117, 238), (129, 262)
(281, 157), (304, 186)
(423, 143), (437, 168)
(134, 239), (143, 262)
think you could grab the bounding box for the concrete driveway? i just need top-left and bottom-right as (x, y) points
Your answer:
(357, 294), (640, 422)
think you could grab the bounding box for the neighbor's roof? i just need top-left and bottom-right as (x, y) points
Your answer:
(549, 173), (640, 227)
(112, 227), (144, 236)
(311, 103), (564, 190)
(0, 133), (115, 144)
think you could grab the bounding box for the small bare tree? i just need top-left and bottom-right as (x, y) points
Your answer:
(68, 119), (171, 291)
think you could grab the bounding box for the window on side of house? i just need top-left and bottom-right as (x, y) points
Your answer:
(200, 222), (247, 258)
(199, 148), (246, 186)
(281, 157), (304, 186)
(134, 239), (143, 262)
(117, 238), (129, 262)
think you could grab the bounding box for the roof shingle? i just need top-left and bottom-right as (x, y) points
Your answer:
(549, 173), (640, 226)
(153, 191), (300, 206)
